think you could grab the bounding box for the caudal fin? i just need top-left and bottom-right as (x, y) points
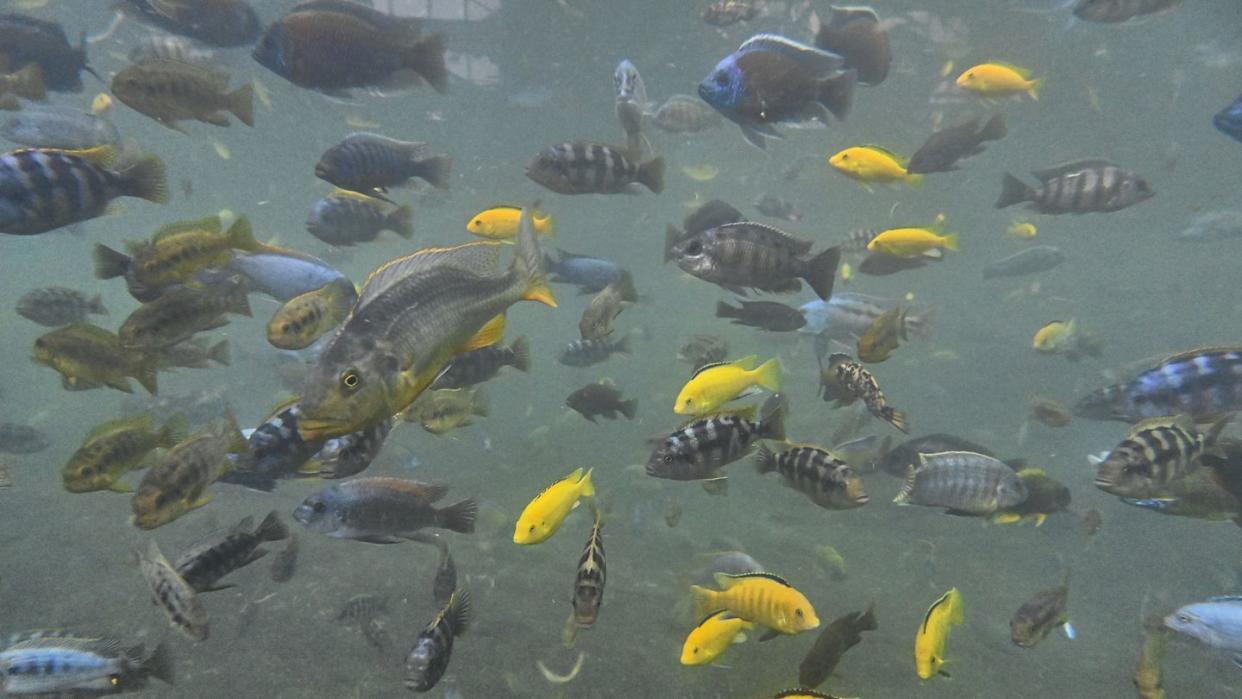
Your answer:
(10, 63), (46, 101)
(132, 359), (159, 396)
(254, 510), (290, 542)
(995, 173), (1032, 209)
(207, 339), (230, 366)
(93, 243), (131, 279)
(757, 394), (786, 441)
(883, 407), (910, 434)
(715, 300), (740, 320)
(437, 498), (478, 533)
(141, 641), (174, 686)
(753, 357), (782, 393)
(228, 83), (255, 126)
(403, 33), (449, 93)
(226, 215), (259, 251)
(118, 155), (169, 204)
(753, 442), (779, 474)
(158, 413), (189, 447)
(88, 293), (108, 315)
(513, 203), (557, 308)
(508, 335), (531, 372)
(1027, 77), (1045, 101)
(387, 204), (415, 239)
(803, 245), (842, 301)
(636, 156), (665, 194)
(414, 154), (452, 190)
(621, 398), (639, 420)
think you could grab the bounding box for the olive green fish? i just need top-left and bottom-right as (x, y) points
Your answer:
(33, 323), (159, 394)
(62, 412), (187, 493)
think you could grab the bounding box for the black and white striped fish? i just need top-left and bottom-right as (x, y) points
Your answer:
(308, 416), (393, 479)
(571, 508), (606, 629)
(754, 443), (870, 510)
(669, 221), (842, 300)
(995, 159), (1153, 214)
(404, 589), (470, 692)
(558, 334), (631, 367)
(0, 146), (167, 235)
(525, 141), (664, 195)
(173, 511), (289, 593)
(1093, 415), (1230, 499)
(646, 395), (785, 482)
(819, 353), (909, 433)
(137, 540), (209, 641)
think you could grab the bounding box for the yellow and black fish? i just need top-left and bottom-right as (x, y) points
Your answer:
(754, 443), (869, 510)
(564, 507), (606, 645)
(33, 323), (159, 394)
(856, 306), (907, 363)
(111, 58), (254, 131)
(62, 412), (186, 493)
(267, 279), (356, 350)
(131, 414), (246, 530)
(1093, 415), (1230, 499)
(404, 589), (470, 692)
(819, 353), (908, 433)
(119, 276), (251, 350)
(93, 215), (259, 289)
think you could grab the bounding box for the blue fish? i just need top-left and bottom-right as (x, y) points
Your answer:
(219, 247), (351, 301)
(698, 33), (856, 149)
(1074, 346), (1242, 422)
(544, 248), (630, 293)
(1166, 596), (1242, 667)
(1215, 94), (1242, 144)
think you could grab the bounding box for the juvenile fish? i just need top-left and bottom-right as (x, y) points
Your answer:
(753, 193), (802, 222)
(996, 159), (1153, 214)
(112, 59), (254, 131)
(754, 443), (869, 510)
(131, 415), (246, 530)
(1, 105), (119, 148)
(559, 334), (631, 367)
(267, 279), (355, 350)
(526, 141), (664, 195)
(651, 94), (723, 134)
(568, 508), (606, 636)
(32, 323), (159, 394)
(1075, 346), (1242, 422)
(856, 306), (907, 363)
(1134, 615), (1170, 699)
(669, 222), (841, 300)
(335, 593), (392, 654)
(404, 388), (488, 435)
(137, 540), (209, 641)
(1093, 415), (1229, 498)
(62, 413), (186, 493)
(981, 245), (1064, 279)
(894, 450), (1028, 515)
(907, 114), (1006, 174)
(579, 275), (637, 340)
(293, 477), (477, 543)
(424, 537), (457, 607)
(716, 299), (806, 332)
(119, 276), (251, 350)
(647, 395), (785, 482)
(222, 244), (348, 302)
(1010, 573), (1073, 648)
(0, 423), (49, 454)
(315, 133), (451, 201)
(566, 380), (638, 422)
(819, 353), (908, 433)
(0, 634), (172, 695)
(174, 511), (289, 593)
(799, 603), (877, 688)
(405, 589), (470, 692)
(878, 434), (997, 478)
(306, 190), (414, 246)
(430, 336), (529, 390)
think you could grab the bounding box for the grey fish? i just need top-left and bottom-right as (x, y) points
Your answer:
(614, 59), (651, 158)
(16, 286), (107, 327)
(137, 540), (209, 641)
(566, 380), (638, 422)
(118, 276), (250, 350)
(309, 416), (393, 479)
(893, 450), (1028, 515)
(1074, 0), (1180, 23)
(679, 334), (728, 371)
(1, 105), (119, 148)
(1165, 596), (1242, 664)
(813, 5), (891, 86)
(405, 589), (470, 692)
(579, 275), (637, 340)
(907, 114), (1006, 174)
(430, 336), (530, 390)
(111, 58), (254, 131)
(996, 159), (1153, 214)
(858, 251), (942, 276)
(799, 603), (877, 688)
(336, 593), (392, 653)
(306, 192), (414, 246)
(270, 534), (298, 583)
(878, 434), (997, 478)
(753, 193), (802, 222)
(0, 635), (173, 695)
(0, 422), (49, 453)
(222, 247), (348, 302)
(315, 133), (451, 202)
(559, 334), (631, 367)
(1075, 346), (1242, 422)
(1010, 573), (1073, 648)
(646, 395), (785, 482)
(174, 511), (289, 593)
(128, 35), (219, 67)
(1176, 210), (1242, 242)
(754, 443), (870, 510)
(651, 94), (723, 134)
(293, 477), (477, 543)
(799, 292), (931, 342)
(669, 221), (841, 300)
(1093, 415), (1229, 498)
(526, 141), (664, 195)
(716, 299), (806, 332)
(981, 245), (1065, 279)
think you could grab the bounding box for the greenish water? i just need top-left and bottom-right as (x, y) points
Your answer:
(2, 0), (1242, 696)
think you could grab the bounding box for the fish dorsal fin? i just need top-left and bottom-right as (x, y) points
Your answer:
(715, 571), (791, 588)
(1207, 595), (1242, 604)
(152, 215), (222, 242)
(689, 354), (757, 380)
(694, 609), (735, 628)
(1030, 159), (1116, 181)
(922, 588), (955, 633)
(677, 404), (758, 430)
(85, 413), (155, 442)
(829, 5), (880, 26)
(713, 221), (814, 255)
(330, 188), (387, 204)
(462, 315), (506, 352)
(358, 242), (502, 309)
(368, 477), (449, 502)
(860, 144), (906, 164)
(738, 33), (844, 77)
(1129, 416), (1183, 435)
(985, 60), (1032, 78)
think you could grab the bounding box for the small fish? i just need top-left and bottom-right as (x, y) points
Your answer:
(829, 145), (922, 188)
(404, 589), (470, 692)
(1007, 220), (1038, 239)
(569, 508), (606, 633)
(119, 276), (251, 350)
(812, 5), (890, 86)
(716, 299), (805, 332)
(32, 323), (159, 394)
(267, 279), (355, 350)
(335, 593), (392, 653)
(543, 248), (631, 294)
(1075, 346), (1242, 422)
(174, 511), (290, 592)
(1134, 615), (1171, 699)
(559, 334), (631, 368)
(856, 306), (908, 363)
(1010, 573), (1074, 648)
(996, 159), (1154, 214)
(1028, 396), (1072, 428)
(431, 336), (530, 390)
(691, 572), (820, 635)
(0, 422), (49, 454)
(1177, 210), (1242, 242)
(294, 477), (477, 543)
(316, 133), (450, 203)
(579, 275), (637, 340)
(270, 533), (298, 583)
(122, 0), (261, 47)
(513, 467), (595, 545)
(467, 205), (554, 240)
(128, 34), (219, 66)
(651, 94), (723, 134)
(907, 114), (1006, 174)
(1215, 94), (1242, 144)
(0, 63), (45, 101)
(93, 215), (259, 289)
(1, 105), (119, 149)
(1032, 319), (1102, 361)
(0, 146), (167, 235)
(0, 13), (95, 91)
(137, 540), (209, 641)
(815, 545), (848, 581)
(0, 634), (172, 695)
(131, 415), (246, 529)
(754, 443), (869, 510)
(678, 334), (728, 371)
(681, 610), (753, 665)
(112, 59), (253, 131)
(1073, 0), (1180, 23)
(915, 588), (964, 679)
(819, 353), (908, 432)
(306, 190), (414, 246)
(404, 387), (489, 436)
(895, 451), (1029, 515)
(62, 413), (186, 493)
(1165, 596), (1242, 665)
(614, 59), (651, 158)
(702, 0), (760, 26)
(222, 244), (348, 301)
(699, 34), (855, 149)
(647, 395), (785, 482)
(753, 193), (802, 222)
(956, 62), (1043, 100)
(525, 141), (664, 195)
(1093, 415), (1230, 498)
(253, 3), (447, 93)
(15, 286), (106, 327)
(982, 245), (1064, 279)
(799, 603), (877, 688)
(867, 224), (958, 257)
(670, 221), (841, 299)
(566, 380), (638, 422)
(675, 355), (781, 416)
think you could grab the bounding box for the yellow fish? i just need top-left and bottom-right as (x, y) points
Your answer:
(840, 262), (852, 284)
(867, 224), (959, 257)
(1008, 220), (1037, 239)
(467, 205), (555, 240)
(674, 355), (781, 416)
(828, 146), (923, 188)
(513, 467), (595, 545)
(268, 280), (356, 350)
(681, 164), (720, 182)
(690, 572), (819, 635)
(915, 587), (964, 679)
(680, 610), (753, 666)
(956, 62), (1043, 100)
(1032, 319), (1077, 353)
(90, 92), (113, 116)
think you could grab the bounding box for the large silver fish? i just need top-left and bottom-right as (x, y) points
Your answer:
(893, 450), (1027, 515)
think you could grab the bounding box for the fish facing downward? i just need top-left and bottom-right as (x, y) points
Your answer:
(819, 353), (908, 433)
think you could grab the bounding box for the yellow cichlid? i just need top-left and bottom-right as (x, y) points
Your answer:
(1008, 220), (1037, 239)
(690, 572), (819, 635)
(467, 205), (554, 240)
(915, 587), (965, 679)
(267, 280), (356, 350)
(956, 62), (1043, 100)
(91, 92), (113, 116)
(674, 355), (781, 416)
(1033, 319), (1076, 353)
(828, 146), (923, 188)
(680, 610), (754, 666)
(513, 466), (595, 545)
(868, 224), (959, 257)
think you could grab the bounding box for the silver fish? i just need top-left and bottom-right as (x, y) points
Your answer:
(1165, 596), (1242, 665)
(669, 222), (841, 300)
(525, 142), (664, 195)
(137, 540), (209, 641)
(893, 450), (1028, 515)
(1, 105), (120, 149)
(981, 245), (1065, 279)
(996, 159), (1153, 214)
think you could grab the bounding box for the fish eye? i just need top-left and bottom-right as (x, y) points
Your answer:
(312, 500), (326, 513)
(795, 609), (804, 617)
(841, 154), (849, 160)
(341, 370), (360, 389)
(714, 71), (729, 86)
(528, 524), (536, 533)
(663, 454), (674, 464)
(685, 241), (703, 255)
(1177, 613), (1192, 623)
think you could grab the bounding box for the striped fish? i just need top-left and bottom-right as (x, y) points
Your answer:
(646, 395), (785, 482)
(404, 589), (471, 692)
(571, 508), (606, 630)
(131, 416), (247, 530)
(0, 635), (172, 695)
(174, 511), (289, 593)
(819, 353), (909, 433)
(669, 222), (842, 300)
(525, 141), (664, 195)
(1093, 415), (1230, 499)
(894, 451), (1028, 515)
(137, 540), (209, 641)
(754, 443), (869, 510)
(308, 416), (393, 480)
(995, 159), (1153, 214)
(0, 146), (167, 235)
(1075, 346), (1242, 422)
(558, 334), (631, 367)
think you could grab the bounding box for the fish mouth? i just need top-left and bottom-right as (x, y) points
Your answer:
(313, 163), (329, 179)
(298, 416), (351, 441)
(854, 494), (871, 505)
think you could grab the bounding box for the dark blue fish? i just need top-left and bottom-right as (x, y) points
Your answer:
(698, 33), (855, 149)
(1075, 346), (1242, 422)
(1214, 94), (1242, 144)
(544, 248), (630, 293)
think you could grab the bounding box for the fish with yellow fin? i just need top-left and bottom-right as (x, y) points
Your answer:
(915, 587), (964, 679)
(267, 279), (357, 350)
(990, 468), (1072, 526)
(867, 222), (958, 258)
(513, 467), (595, 545)
(828, 145), (923, 189)
(93, 214), (260, 289)
(680, 610), (753, 665)
(1032, 319), (1103, 361)
(131, 413), (247, 530)
(466, 205), (554, 240)
(956, 62), (1043, 100)
(62, 412), (188, 493)
(691, 571), (819, 636)
(674, 355), (781, 416)
(1008, 219), (1037, 239)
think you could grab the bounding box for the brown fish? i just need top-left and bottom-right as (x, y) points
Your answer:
(651, 94), (723, 134)
(754, 443), (869, 510)
(799, 603), (877, 687)
(579, 275), (637, 340)
(111, 59), (254, 132)
(819, 353), (908, 433)
(716, 299), (805, 332)
(566, 380), (637, 422)
(678, 334), (728, 371)
(856, 306), (906, 362)
(1028, 395), (1072, 427)
(32, 323), (159, 394)
(1010, 573), (1072, 648)
(813, 5), (891, 86)
(119, 276), (251, 350)
(16, 286), (106, 327)
(701, 0), (760, 26)
(907, 114), (1007, 174)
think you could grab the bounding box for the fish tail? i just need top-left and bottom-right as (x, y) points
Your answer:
(413, 154), (452, 191)
(132, 358), (159, 396)
(981, 113), (1008, 141)
(159, 413), (189, 447)
(802, 245), (842, 301)
(883, 407), (910, 434)
(893, 464), (918, 505)
(1206, 413), (1234, 449)
(621, 398), (639, 420)
(387, 204), (415, 239)
(754, 357), (782, 393)
(402, 32), (449, 93)
(254, 510), (290, 542)
(437, 498), (479, 534)
(636, 157), (665, 194)
(940, 233), (960, 251)
(513, 203), (557, 308)
(226, 215), (259, 251)
(221, 408), (248, 453)
(226, 278), (252, 317)
(906, 172), (925, 188)
(89, 293), (108, 315)
(1027, 77), (1045, 101)
(578, 467), (596, 499)
(471, 388), (489, 417)
(664, 225), (684, 263)
(995, 173), (1032, 209)
(92, 243), (132, 280)
(615, 271), (639, 303)
(141, 641), (174, 686)
(207, 339), (230, 366)
(447, 588), (472, 635)
(758, 394), (786, 442)
(227, 82), (255, 127)
(753, 442), (778, 474)
(819, 68), (857, 121)
(117, 154), (169, 204)
(715, 300), (739, 319)
(533, 210), (556, 238)
(507, 335), (531, 372)
(689, 585), (716, 620)
(11, 63), (46, 101)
